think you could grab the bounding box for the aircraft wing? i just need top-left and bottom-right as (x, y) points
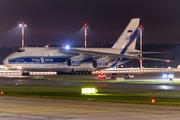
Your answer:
(59, 48), (175, 62)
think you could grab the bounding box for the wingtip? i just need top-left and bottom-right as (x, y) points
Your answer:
(167, 60), (176, 62)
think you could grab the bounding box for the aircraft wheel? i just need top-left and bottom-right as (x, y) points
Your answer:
(82, 70), (85, 74)
(78, 71), (82, 75)
(85, 70), (89, 74)
(74, 71), (79, 75)
(88, 71), (92, 75)
(57, 71), (62, 75)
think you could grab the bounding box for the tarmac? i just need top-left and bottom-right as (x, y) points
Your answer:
(0, 96), (180, 120)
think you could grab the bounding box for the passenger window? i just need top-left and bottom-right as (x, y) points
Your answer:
(16, 49), (25, 52)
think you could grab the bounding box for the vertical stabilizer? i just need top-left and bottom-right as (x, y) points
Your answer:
(112, 18), (140, 49)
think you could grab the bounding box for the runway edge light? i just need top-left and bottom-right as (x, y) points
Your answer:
(82, 88), (97, 94)
(1, 91), (5, 95)
(151, 99), (155, 103)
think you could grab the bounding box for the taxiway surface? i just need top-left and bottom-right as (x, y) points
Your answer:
(0, 96), (180, 120)
(0, 78), (179, 90)
(0, 73), (180, 90)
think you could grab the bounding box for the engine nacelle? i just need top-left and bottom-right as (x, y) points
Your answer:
(67, 58), (82, 66)
(92, 60), (108, 68)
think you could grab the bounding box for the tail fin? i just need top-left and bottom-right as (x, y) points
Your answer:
(112, 18), (140, 50)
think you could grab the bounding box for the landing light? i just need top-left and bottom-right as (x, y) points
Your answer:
(17, 66), (22, 69)
(65, 45), (70, 50)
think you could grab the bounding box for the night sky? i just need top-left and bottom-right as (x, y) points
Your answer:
(0, 0), (179, 47)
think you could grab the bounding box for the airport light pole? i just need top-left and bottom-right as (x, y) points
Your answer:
(19, 22), (27, 47)
(139, 25), (143, 71)
(83, 23), (88, 48)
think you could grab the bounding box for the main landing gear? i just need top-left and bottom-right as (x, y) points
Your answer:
(74, 70), (92, 75)
(57, 70), (92, 75)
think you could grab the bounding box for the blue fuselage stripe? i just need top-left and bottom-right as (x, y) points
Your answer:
(8, 56), (100, 64)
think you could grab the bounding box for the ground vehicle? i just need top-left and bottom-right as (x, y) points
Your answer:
(111, 73), (118, 79)
(163, 71), (174, 80)
(98, 73), (106, 79)
(122, 74), (134, 79)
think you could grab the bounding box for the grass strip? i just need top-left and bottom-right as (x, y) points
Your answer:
(0, 85), (180, 106)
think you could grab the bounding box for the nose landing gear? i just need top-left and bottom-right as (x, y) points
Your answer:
(22, 71), (30, 76)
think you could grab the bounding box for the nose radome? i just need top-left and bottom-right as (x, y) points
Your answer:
(3, 57), (8, 66)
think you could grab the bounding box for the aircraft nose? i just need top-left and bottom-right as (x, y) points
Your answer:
(3, 57), (8, 66)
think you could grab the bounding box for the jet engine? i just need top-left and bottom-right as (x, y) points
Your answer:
(66, 58), (82, 66)
(92, 60), (108, 68)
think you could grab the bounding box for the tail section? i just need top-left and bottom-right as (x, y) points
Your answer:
(109, 18), (140, 67)
(112, 18), (140, 50)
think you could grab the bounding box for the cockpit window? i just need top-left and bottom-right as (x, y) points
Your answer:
(16, 48), (25, 52)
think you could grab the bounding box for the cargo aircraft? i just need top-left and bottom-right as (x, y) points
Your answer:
(3, 18), (174, 75)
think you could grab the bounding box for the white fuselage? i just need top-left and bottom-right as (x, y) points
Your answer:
(3, 47), (139, 73)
